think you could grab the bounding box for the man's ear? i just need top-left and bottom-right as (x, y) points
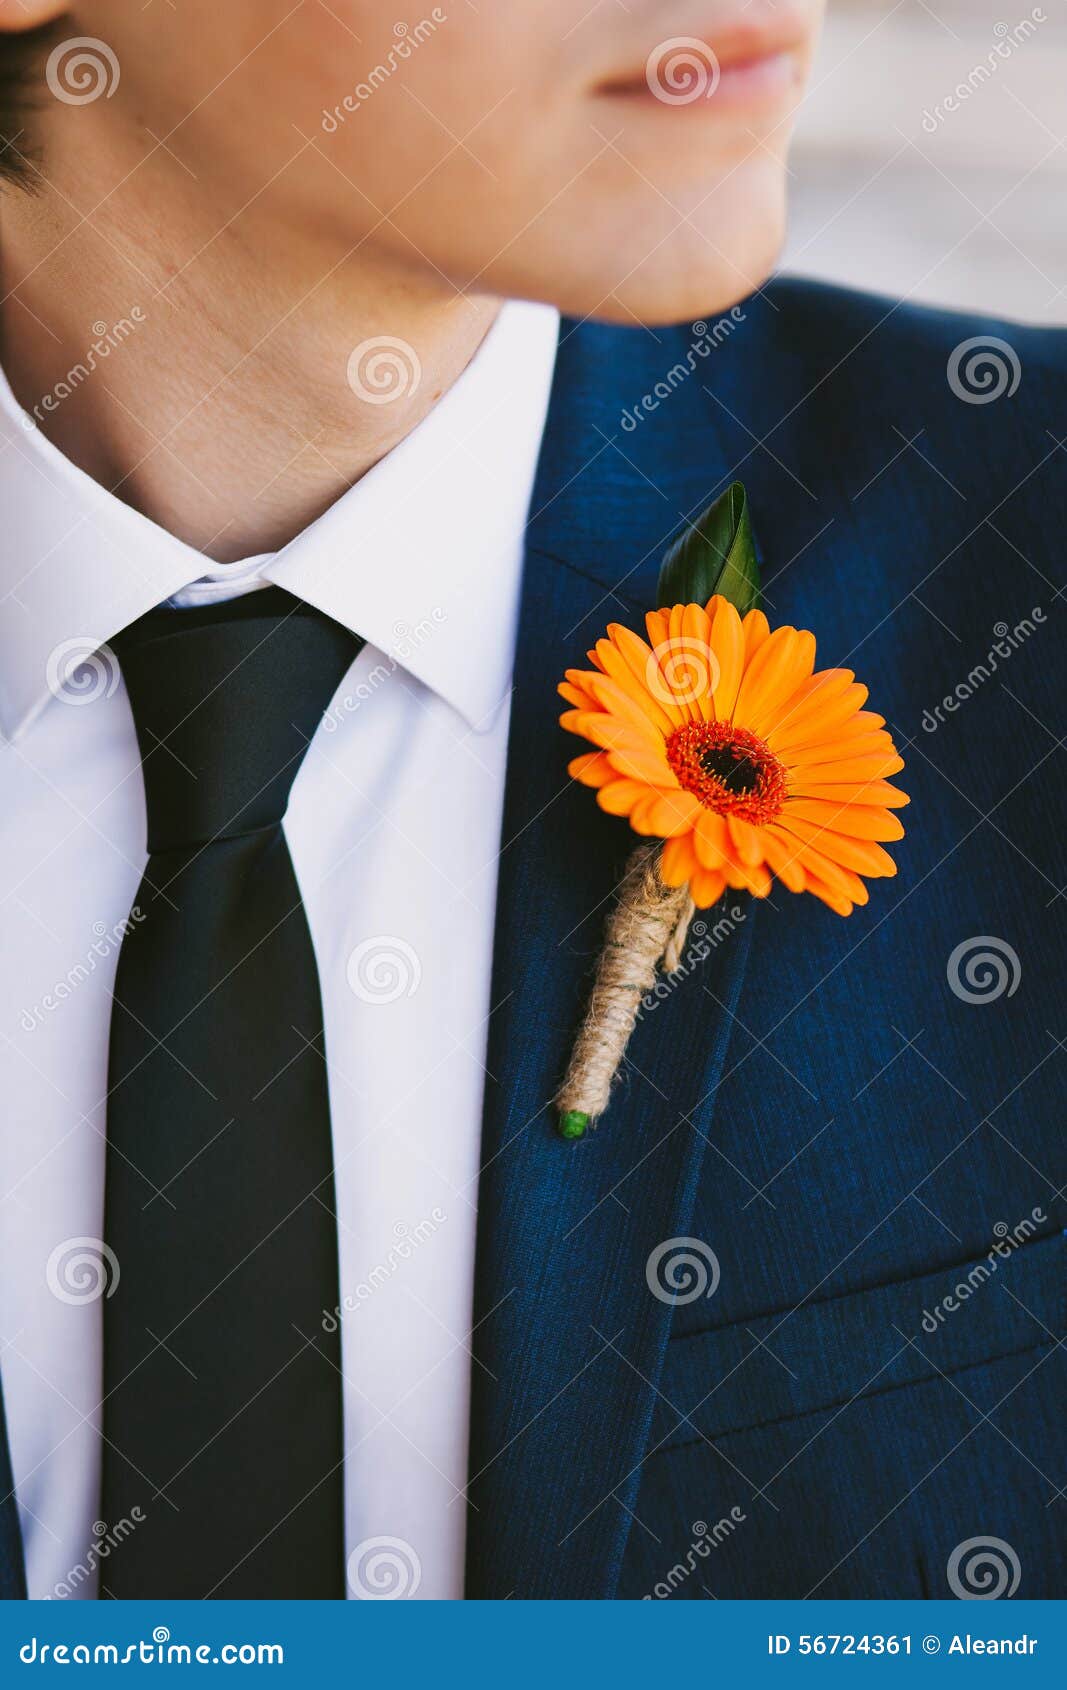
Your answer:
(0, 1), (68, 32)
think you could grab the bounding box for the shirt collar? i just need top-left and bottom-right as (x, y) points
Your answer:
(0, 300), (559, 741)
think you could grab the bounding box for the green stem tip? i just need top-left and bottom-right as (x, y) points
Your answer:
(557, 1109), (590, 1141)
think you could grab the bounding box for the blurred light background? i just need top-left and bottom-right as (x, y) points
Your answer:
(784, 0), (1066, 324)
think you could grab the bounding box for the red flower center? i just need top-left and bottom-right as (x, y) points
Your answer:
(666, 721), (786, 824)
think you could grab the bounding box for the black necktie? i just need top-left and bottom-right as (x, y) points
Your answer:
(100, 587), (361, 1598)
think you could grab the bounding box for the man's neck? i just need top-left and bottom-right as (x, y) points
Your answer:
(0, 136), (500, 562)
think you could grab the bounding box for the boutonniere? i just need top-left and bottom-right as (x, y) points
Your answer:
(555, 482), (909, 1140)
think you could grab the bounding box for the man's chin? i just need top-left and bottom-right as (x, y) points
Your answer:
(557, 234), (784, 330)
(530, 178), (788, 328)
(576, 267), (776, 330)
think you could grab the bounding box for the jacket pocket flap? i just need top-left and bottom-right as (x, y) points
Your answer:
(654, 1230), (1063, 1450)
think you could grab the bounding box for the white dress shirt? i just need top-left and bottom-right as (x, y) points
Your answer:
(0, 300), (559, 1599)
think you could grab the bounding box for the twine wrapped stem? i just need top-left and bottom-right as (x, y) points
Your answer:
(556, 845), (695, 1138)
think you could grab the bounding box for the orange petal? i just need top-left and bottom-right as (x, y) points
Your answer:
(682, 601), (716, 722)
(606, 746), (677, 784)
(596, 779), (647, 816)
(690, 868), (727, 908)
(559, 709), (619, 745)
(734, 627), (816, 735)
(787, 729), (897, 766)
(585, 673), (668, 748)
(694, 809), (729, 870)
(663, 603), (699, 725)
(803, 856), (869, 911)
(768, 825), (857, 900)
(805, 879), (855, 917)
(559, 706), (598, 742)
(640, 790), (704, 837)
(644, 608), (670, 650)
(630, 791), (671, 834)
(748, 631), (818, 737)
(567, 751), (614, 787)
(559, 671), (602, 712)
(793, 753), (905, 785)
(569, 714), (669, 771)
(742, 607), (770, 664)
(647, 602), (719, 724)
(783, 799), (905, 842)
(727, 814), (765, 865)
(794, 779), (910, 809)
(743, 861), (773, 898)
(660, 833), (699, 888)
(779, 815), (898, 877)
(710, 596), (745, 720)
(767, 679), (868, 750)
(760, 829), (807, 893)
(600, 627), (680, 733)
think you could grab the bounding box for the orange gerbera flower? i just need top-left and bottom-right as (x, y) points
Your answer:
(559, 595), (908, 916)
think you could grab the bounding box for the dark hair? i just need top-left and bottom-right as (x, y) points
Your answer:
(0, 25), (62, 192)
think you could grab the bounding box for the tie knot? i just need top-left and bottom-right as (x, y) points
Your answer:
(114, 588), (362, 853)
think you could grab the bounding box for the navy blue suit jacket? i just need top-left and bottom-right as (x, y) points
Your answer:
(2, 278), (1064, 1600)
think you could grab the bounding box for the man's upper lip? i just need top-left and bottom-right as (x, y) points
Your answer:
(598, 9), (808, 90)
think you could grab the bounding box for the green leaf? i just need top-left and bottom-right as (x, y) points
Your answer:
(656, 481), (761, 616)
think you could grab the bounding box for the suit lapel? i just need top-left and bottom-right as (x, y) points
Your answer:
(465, 320), (756, 1598)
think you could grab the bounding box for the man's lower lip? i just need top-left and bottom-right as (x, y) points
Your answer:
(601, 48), (801, 112)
